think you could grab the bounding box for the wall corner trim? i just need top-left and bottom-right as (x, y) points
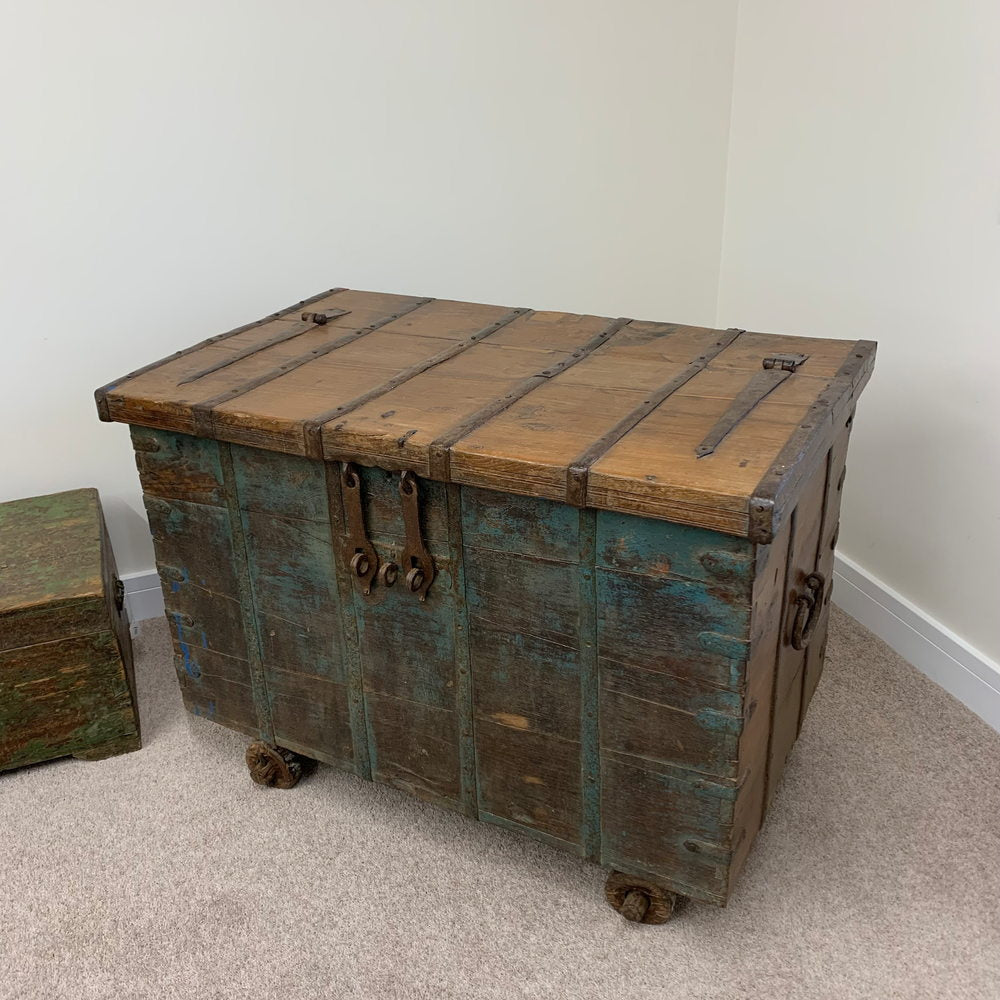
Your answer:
(832, 552), (1000, 734)
(120, 569), (164, 627)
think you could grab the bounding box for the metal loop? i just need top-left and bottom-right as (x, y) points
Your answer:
(791, 572), (826, 650)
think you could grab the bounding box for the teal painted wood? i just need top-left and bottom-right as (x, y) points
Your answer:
(462, 487), (584, 850)
(135, 430), (783, 907)
(323, 462), (373, 781)
(142, 491), (259, 734)
(231, 446), (356, 770)
(577, 508), (601, 863)
(446, 483), (478, 818)
(595, 510), (755, 598)
(218, 442), (274, 743)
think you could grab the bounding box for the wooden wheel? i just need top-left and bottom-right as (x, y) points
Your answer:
(604, 871), (681, 925)
(245, 741), (306, 789)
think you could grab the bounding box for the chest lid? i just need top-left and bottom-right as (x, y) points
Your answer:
(0, 489), (109, 650)
(95, 288), (875, 542)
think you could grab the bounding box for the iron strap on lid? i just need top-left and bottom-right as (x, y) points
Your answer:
(695, 352), (810, 459)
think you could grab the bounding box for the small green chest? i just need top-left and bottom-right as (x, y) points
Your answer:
(0, 489), (141, 771)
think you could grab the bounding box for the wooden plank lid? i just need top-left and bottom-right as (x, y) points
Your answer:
(95, 288), (875, 542)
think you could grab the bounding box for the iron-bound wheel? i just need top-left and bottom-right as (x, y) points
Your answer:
(245, 741), (306, 789)
(604, 871), (681, 924)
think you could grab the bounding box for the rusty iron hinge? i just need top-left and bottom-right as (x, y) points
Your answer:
(399, 471), (435, 602)
(340, 462), (379, 596)
(114, 578), (125, 612)
(695, 353), (809, 458)
(301, 308), (349, 326)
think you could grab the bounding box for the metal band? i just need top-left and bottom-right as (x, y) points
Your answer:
(447, 482), (479, 820)
(302, 307), (532, 459)
(426, 316), (633, 481)
(577, 507), (602, 863)
(564, 328), (746, 507)
(177, 309), (350, 384)
(190, 297), (435, 439)
(695, 367), (793, 458)
(324, 461), (374, 781)
(748, 339), (876, 544)
(94, 287), (347, 421)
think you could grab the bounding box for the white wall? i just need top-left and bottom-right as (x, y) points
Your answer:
(717, 0), (1000, 665)
(1, 0), (738, 575)
(4, 0), (998, 682)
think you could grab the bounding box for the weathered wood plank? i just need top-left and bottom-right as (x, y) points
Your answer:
(600, 751), (737, 905)
(475, 719), (582, 846)
(595, 509), (755, 597)
(800, 424), (852, 722)
(465, 548), (579, 648)
(462, 486), (580, 564)
(764, 451), (830, 809)
(597, 570), (750, 690)
(0, 631), (139, 771)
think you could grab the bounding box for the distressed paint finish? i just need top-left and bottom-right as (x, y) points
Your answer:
(463, 487), (586, 850)
(131, 429), (844, 908)
(232, 445), (355, 770)
(0, 489), (140, 771)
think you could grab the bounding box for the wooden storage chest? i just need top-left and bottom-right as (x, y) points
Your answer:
(0, 489), (140, 771)
(96, 288), (874, 922)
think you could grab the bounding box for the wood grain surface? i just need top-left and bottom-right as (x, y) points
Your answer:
(98, 288), (876, 540)
(0, 489), (140, 771)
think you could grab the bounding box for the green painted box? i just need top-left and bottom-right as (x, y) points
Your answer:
(96, 287), (875, 922)
(0, 489), (141, 771)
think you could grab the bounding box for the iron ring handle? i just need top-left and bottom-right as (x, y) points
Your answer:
(791, 572), (826, 650)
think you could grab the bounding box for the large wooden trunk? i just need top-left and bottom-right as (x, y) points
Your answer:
(0, 489), (141, 770)
(96, 288), (874, 921)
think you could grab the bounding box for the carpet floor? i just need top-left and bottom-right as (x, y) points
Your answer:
(2, 607), (998, 1000)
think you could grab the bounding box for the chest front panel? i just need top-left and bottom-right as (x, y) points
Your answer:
(133, 425), (846, 906)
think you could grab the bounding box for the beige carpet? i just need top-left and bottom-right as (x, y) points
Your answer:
(2, 607), (998, 1000)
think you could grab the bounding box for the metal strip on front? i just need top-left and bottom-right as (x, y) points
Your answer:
(447, 483), (479, 819)
(217, 441), (274, 742)
(324, 462), (374, 780)
(577, 507), (602, 863)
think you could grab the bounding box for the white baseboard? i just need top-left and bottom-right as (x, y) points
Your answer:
(120, 570), (164, 626)
(120, 558), (1000, 735)
(832, 553), (1000, 733)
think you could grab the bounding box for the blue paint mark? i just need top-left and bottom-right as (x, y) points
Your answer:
(172, 612), (202, 679)
(698, 631), (750, 661)
(695, 708), (743, 734)
(171, 581), (180, 593)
